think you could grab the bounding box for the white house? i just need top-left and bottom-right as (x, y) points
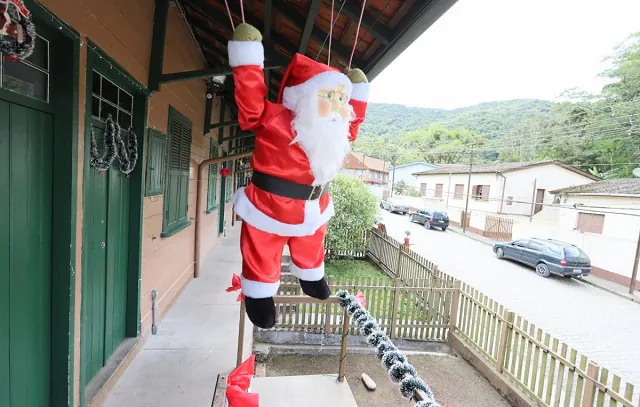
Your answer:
(513, 178), (640, 290)
(388, 162), (441, 188)
(405, 161), (599, 235)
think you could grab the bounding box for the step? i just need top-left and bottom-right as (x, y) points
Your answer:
(250, 374), (358, 407)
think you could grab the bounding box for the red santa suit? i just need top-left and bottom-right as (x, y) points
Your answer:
(228, 40), (370, 299)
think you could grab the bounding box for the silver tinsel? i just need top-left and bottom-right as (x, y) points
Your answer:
(89, 115), (118, 172)
(337, 289), (442, 407)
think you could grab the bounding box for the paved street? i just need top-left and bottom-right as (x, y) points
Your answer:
(380, 211), (640, 387)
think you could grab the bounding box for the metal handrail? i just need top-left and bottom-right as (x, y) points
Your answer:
(236, 295), (350, 381)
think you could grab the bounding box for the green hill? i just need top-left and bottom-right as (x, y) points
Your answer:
(358, 99), (554, 139)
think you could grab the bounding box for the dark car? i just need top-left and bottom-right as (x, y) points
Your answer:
(409, 209), (449, 231)
(493, 238), (591, 278)
(380, 198), (410, 215)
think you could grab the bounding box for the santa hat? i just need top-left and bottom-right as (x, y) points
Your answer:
(278, 53), (353, 112)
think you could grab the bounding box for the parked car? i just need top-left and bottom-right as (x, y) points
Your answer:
(409, 209), (449, 231)
(493, 238), (591, 278)
(380, 198), (409, 215)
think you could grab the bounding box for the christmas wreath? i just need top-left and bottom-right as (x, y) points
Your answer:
(0, 0), (36, 61)
(89, 114), (139, 177)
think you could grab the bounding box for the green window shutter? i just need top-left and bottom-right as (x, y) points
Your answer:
(225, 160), (233, 202)
(145, 129), (166, 196)
(207, 140), (219, 212)
(162, 107), (193, 237)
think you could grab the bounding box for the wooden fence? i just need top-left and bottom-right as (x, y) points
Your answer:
(284, 228), (640, 406)
(325, 230), (369, 259)
(484, 215), (514, 242)
(274, 273), (456, 341)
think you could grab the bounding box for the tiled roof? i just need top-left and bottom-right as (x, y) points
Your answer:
(551, 178), (640, 196)
(343, 153), (390, 173)
(412, 160), (599, 180)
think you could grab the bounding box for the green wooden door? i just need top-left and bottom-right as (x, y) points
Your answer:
(81, 69), (133, 389)
(218, 161), (227, 235)
(0, 100), (54, 407)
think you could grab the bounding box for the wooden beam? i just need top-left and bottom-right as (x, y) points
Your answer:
(211, 120), (238, 130)
(341, 2), (392, 45)
(299, 0), (322, 53)
(160, 63), (282, 84)
(148, 0), (170, 91)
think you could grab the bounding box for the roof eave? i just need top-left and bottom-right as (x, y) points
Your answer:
(366, 0), (459, 81)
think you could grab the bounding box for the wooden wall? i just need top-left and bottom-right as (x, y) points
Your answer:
(36, 1), (235, 405)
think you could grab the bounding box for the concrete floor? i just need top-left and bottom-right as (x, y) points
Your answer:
(102, 226), (253, 407)
(266, 353), (512, 407)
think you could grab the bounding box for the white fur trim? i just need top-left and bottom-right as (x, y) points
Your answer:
(350, 82), (371, 102)
(282, 71), (353, 111)
(241, 274), (280, 299)
(289, 261), (325, 282)
(228, 40), (264, 68)
(232, 187), (334, 237)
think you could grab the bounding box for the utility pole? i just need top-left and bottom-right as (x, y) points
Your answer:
(529, 178), (537, 222)
(630, 227), (640, 294)
(463, 143), (474, 233)
(390, 152), (398, 197)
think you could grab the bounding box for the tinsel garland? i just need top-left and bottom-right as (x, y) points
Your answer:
(89, 115), (118, 172)
(114, 121), (139, 176)
(0, 0), (36, 60)
(336, 290), (443, 407)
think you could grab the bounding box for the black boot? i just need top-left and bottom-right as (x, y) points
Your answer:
(299, 278), (331, 300)
(244, 296), (276, 329)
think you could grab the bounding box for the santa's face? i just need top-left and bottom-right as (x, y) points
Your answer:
(317, 84), (351, 121)
(290, 85), (354, 186)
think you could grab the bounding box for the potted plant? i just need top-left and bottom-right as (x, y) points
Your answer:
(404, 230), (411, 246)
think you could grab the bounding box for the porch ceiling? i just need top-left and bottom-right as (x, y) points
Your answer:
(179, 0), (458, 101)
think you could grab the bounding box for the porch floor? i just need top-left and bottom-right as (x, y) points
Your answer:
(102, 225), (253, 407)
(250, 374), (358, 407)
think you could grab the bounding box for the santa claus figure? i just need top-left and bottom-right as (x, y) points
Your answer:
(228, 23), (370, 329)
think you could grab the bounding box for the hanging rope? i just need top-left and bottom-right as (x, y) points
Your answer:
(223, 0), (235, 30)
(328, 0), (335, 66)
(315, 0), (347, 61)
(348, 0), (367, 70)
(239, 0), (245, 23)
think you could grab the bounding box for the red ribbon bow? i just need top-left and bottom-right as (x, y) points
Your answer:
(226, 355), (259, 407)
(355, 292), (366, 308)
(226, 274), (245, 302)
(220, 168), (231, 177)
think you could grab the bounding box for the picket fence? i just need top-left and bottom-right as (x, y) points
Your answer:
(276, 228), (640, 407)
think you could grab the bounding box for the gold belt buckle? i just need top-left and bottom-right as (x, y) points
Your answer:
(308, 185), (321, 200)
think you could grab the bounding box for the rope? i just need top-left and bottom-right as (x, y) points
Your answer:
(240, 0), (245, 23)
(223, 0), (235, 30)
(315, 0), (347, 61)
(328, 0), (335, 65)
(348, 0), (367, 70)
(336, 290), (445, 407)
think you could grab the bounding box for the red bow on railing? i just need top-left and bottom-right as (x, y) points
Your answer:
(355, 292), (366, 308)
(226, 355), (259, 407)
(226, 274), (245, 302)
(220, 168), (231, 177)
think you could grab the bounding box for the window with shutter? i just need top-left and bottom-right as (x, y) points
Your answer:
(162, 106), (193, 237)
(454, 184), (464, 199)
(207, 140), (219, 213)
(145, 129), (166, 196)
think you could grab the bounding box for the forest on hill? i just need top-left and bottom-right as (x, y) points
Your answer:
(353, 32), (640, 179)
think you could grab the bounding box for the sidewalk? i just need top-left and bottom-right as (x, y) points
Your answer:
(102, 226), (253, 407)
(447, 224), (640, 304)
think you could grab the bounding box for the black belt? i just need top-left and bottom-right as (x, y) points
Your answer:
(251, 171), (330, 201)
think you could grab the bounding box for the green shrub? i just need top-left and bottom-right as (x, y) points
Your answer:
(326, 174), (379, 255)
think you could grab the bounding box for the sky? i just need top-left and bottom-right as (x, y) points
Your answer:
(369, 0), (640, 110)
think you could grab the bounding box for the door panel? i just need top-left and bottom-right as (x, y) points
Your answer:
(0, 101), (53, 407)
(81, 119), (130, 384)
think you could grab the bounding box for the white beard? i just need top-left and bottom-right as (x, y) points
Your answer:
(290, 95), (353, 186)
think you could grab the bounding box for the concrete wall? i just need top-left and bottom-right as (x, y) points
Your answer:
(415, 172), (502, 214)
(502, 164), (596, 216)
(513, 195), (640, 284)
(36, 1), (236, 404)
